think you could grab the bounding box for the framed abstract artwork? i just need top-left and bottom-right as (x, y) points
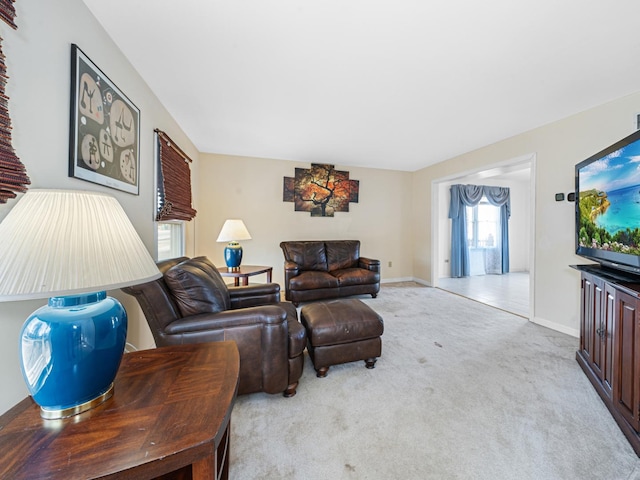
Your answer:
(283, 163), (359, 217)
(69, 44), (140, 194)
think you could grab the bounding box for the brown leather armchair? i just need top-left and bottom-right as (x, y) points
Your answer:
(122, 256), (307, 397)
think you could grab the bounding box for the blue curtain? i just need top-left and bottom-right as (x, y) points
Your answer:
(449, 184), (511, 277)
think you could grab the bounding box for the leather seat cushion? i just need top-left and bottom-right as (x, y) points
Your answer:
(332, 268), (380, 287)
(288, 270), (339, 290)
(164, 256), (231, 317)
(300, 299), (384, 347)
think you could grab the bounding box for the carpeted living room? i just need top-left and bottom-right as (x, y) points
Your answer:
(230, 284), (640, 479)
(4, 2), (640, 479)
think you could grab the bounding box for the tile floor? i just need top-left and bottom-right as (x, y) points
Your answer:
(436, 271), (530, 318)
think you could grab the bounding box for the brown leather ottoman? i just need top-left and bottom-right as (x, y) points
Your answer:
(300, 299), (384, 377)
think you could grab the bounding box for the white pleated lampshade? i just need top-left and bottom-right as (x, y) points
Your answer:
(216, 219), (252, 243)
(0, 189), (161, 301)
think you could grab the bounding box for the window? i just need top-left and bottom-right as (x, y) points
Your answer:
(155, 129), (194, 261)
(466, 200), (500, 248)
(157, 222), (184, 261)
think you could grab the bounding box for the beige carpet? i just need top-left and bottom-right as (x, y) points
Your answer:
(229, 284), (640, 479)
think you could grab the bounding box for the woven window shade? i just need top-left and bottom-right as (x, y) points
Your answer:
(155, 129), (197, 221)
(0, 0), (30, 204)
(0, 1), (16, 30)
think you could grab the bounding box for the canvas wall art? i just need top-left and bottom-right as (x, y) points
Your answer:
(283, 163), (359, 217)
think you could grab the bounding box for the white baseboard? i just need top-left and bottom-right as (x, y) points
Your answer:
(381, 277), (432, 286)
(531, 316), (579, 338)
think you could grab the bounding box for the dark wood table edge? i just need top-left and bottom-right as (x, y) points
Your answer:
(217, 265), (273, 286)
(0, 342), (240, 480)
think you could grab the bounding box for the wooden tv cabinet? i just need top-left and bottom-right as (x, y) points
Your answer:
(573, 264), (640, 456)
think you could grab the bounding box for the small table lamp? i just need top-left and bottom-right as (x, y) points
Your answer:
(0, 190), (161, 419)
(216, 219), (251, 271)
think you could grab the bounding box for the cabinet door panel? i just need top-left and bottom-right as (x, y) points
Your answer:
(580, 275), (595, 363)
(614, 290), (640, 431)
(581, 273), (606, 380)
(590, 278), (605, 379)
(602, 284), (615, 398)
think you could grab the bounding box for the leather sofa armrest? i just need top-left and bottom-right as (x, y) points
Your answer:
(282, 260), (300, 301)
(284, 260), (300, 275)
(228, 283), (281, 308)
(359, 257), (381, 272)
(164, 305), (288, 334)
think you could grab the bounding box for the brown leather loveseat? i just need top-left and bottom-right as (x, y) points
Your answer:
(279, 240), (380, 306)
(122, 256), (307, 397)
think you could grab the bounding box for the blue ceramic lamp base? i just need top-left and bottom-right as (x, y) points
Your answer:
(19, 291), (128, 419)
(224, 241), (243, 271)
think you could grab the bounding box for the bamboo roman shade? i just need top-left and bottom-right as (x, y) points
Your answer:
(155, 129), (197, 221)
(0, 1), (17, 29)
(0, 0), (30, 204)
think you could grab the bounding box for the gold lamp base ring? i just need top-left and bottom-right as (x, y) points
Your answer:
(39, 383), (115, 420)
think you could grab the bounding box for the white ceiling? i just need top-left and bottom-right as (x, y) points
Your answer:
(82, 1), (640, 172)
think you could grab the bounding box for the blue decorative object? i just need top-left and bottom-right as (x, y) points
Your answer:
(224, 242), (243, 270)
(217, 219), (252, 271)
(0, 190), (162, 420)
(19, 291), (128, 419)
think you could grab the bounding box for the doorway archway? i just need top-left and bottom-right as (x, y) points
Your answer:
(430, 154), (536, 318)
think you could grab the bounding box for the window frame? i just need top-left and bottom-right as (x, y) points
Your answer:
(156, 221), (185, 261)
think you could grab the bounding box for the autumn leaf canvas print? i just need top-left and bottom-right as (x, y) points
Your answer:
(283, 164), (359, 217)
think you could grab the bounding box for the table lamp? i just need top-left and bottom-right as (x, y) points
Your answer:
(216, 219), (251, 271)
(0, 190), (161, 419)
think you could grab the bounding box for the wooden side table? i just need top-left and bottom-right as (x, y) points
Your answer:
(0, 341), (240, 480)
(217, 265), (273, 286)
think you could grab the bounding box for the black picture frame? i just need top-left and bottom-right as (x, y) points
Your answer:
(69, 44), (140, 195)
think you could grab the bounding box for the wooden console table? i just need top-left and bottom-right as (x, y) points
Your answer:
(217, 265), (273, 286)
(0, 341), (240, 480)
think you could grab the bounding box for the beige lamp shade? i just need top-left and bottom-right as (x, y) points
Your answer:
(216, 219), (252, 243)
(0, 189), (161, 301)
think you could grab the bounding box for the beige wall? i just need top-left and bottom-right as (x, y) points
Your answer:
(413, 91), (640, 336)
(196, 154), (414, 285)
(0, 0), (198, 414)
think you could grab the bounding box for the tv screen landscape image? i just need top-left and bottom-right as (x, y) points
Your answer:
(576, 129), (640, 275)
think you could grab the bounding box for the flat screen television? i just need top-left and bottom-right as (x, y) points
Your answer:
(576, 129), (640, 276)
